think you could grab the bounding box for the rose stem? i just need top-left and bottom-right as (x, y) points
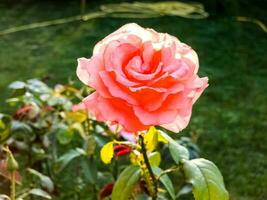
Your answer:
(11, 171), (16, 200)
(139, 135), (158, 200)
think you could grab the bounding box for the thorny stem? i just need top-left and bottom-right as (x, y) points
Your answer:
(3, 146), (16, 200)
(11, 171), (16, 200)
(157, 166), (181, 180)
(139, 135), (158, 200)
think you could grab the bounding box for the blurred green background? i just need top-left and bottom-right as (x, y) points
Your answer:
(0, 0), (266, 199)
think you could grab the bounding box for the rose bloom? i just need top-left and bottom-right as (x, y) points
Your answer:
(75, 23), (208, 133)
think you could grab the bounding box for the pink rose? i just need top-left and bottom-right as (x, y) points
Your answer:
(76, 23), (208, 133)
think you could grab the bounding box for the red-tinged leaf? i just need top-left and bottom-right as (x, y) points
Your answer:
(42, 106), (55, 112)
(116, 149), (132, 158)
(114, 145), (132, 158)
(13, 105), (32, 119)
(99, 183), (114, 199)
(114, 145), (129, 152)
(0, 160), (21, 184)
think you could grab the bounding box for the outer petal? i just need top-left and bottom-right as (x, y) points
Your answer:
(191, 77), (209, 103)
(161, 77), (208, 133)
(133, 106), (178, 125)
(181, 47), (199, 74)
(82, 92), (148, 132)
(93, 23), (159, 54)
(161, 114), (191, 133)
(76, 57), (91, 85)
(77, 56), (110, 97)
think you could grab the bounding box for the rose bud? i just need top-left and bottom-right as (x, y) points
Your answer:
(114, 145), (132, 159)
(99, 183), (114, 199)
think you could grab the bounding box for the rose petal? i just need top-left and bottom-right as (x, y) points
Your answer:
(83, 92), (148, 132)
(161, 42), (176, 66)
(93, 23), (155, 54)
(77, 56), (110, 97)
(99, 71), (138, 105)
(133, 106), (178, 125)
(161, 114), (191, 133)
(182, 48), (199, 74)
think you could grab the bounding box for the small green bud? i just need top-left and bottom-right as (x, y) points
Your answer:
(6, 152), (19, 172)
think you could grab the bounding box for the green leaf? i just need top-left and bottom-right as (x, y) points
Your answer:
(183, 158), (229, 200)
(28, 188), (51, 199)
(47, 96), (69, 107)
(100, 141), (114, 164)
(27, 79), (51, 94)
(65, 111), (87, 123)
(169, 141), (189, 164)
(159, 131), (189, 163)
(11, 120), (32, 133)
(71, 122), (86, 139)
(176, 184), (192, 198)
(29, 188), (52, 199)
(0, 113), (11, 144)
(11, 121), (35, 142)
(134, 194), (150, 200)
(158, 131), (168, 144)
(81, 157), (97, 184)
(8, 81), (26, 97)
(144, 126), (158, 152)
(8, 81), (26, 90)
(27, 168), (54, 193)
(55, 124), (74, 145)
(85, 135), (96, 155)
(112, 165), (141, 200)
(98, 172), (114, 187)
(152, 167), (175, 200)
(56, 148), (86, 172)
(179, 137), (200, 159)
(148, 151), (161, 166)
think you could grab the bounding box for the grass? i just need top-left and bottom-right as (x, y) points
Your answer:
(0, 0), (267, 199)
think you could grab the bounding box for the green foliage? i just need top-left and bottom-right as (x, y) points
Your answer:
(0, 114), (11, 144)
(27, 188), (52, 199)
(55, 123), (74, 145)
(160, 131), (190, 163)
(56, 148), (86, 172)
(80, 157), (97, 184)
(183, 158), (229, 200)
(152, 167), (176, 200)
(0, 79), (107, 199)
(169, 141), (190, 164)
(148, 151), (161, 167)
(27, 168), (54, 193)
(111, 165), (141, 200)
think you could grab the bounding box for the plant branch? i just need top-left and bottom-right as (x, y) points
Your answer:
(139, 135), (158, 200)
(157, 166), (181, 180)
(10, 171), (16, 200)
